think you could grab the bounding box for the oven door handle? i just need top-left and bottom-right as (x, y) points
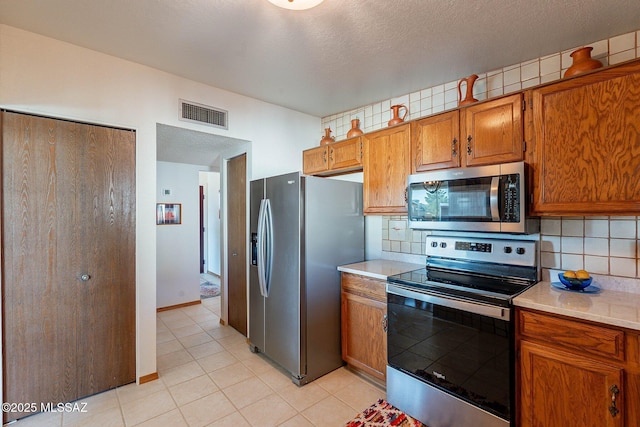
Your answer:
(386, 283), (510, 321)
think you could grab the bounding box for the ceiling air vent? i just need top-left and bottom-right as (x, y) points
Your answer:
(179, 99), (228, 130)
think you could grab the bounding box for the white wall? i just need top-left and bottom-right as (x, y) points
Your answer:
(203, 172), (222, 276)
(156, 161), (206, 308)
(0, 24), (320, 389)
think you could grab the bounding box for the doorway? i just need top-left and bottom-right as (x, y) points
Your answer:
(156, 123), (249, 330)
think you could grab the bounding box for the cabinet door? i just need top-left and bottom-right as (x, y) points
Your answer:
(341, 291), (387, 380)
(362, 124), (411, 214)
(302, 145), (329, 175)
(520, 340), (624, 427)
(530, 60), (640, 215)
(329, 137), (362, 171)
(411, 111), (460, 172)
(462, 93), (523, 167)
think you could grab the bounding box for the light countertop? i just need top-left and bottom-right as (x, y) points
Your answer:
(338, 259), (423, 280)
(514, 281), (640, 331)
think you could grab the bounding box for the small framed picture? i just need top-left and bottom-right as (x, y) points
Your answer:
(156, 203), (182, 225)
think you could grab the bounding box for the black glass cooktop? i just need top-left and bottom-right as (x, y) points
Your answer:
(387, 266), (536, 307)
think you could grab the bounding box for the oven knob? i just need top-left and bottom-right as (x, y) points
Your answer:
(516, 247), (526, 255)
(431, 241), (438, 248)
(503, 246), (512, 254)
(440, 242), (447, 248)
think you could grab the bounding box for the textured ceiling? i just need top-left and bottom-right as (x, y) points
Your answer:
(2, 0), (639, 118)
(2, 0), (639, 167)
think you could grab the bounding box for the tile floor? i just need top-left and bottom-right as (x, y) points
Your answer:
(6, 276), (385, 427)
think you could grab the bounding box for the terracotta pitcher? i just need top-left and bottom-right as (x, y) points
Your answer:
(388, 104), (408, 126)
(346, 118), (364, 138)
(458, 74), (479, 106)
(320, 128), (335, 145)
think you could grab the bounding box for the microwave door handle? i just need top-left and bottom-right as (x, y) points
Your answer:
(490, 176), (500, 221)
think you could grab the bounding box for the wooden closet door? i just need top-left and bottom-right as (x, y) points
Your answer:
(1, 112), (135, 422)
(227, 153), (247, 336)
(75, 122), (136, 396)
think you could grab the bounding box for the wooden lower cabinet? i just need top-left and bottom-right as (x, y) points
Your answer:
(340, 273), (387, 381)
(517, 308), (639, 427)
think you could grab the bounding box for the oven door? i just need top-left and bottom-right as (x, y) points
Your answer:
(386, 283), (513, 425)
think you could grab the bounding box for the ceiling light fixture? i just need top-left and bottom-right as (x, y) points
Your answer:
(267, 0), (324, 10)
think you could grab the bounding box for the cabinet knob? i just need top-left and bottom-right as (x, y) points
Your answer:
(79, 273), (91, 282)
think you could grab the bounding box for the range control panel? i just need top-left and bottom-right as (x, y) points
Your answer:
(426, 235), (537, 267)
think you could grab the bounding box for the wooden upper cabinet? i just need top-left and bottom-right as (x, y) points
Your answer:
(302, 145), (329, 175)
(529, 59), (640, 215)
(461, 93), (524, 167)
(411, 110), (461, 172)
(303, 137), (362, 176)
(362, 123), (411, 214)
(329, 137), (362, 171)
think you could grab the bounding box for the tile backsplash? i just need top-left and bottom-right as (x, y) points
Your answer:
(321, 29), (640, 141)
(382, 216), (640, 290)
(329, 28), (640, 292)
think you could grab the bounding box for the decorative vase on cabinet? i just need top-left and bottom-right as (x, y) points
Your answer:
(458, 74), (479, 106)
(388, 105), (408, 126)
(564, 46), (603, 78)
(347, 118), (364, 138)
(320, 128), (335, 145)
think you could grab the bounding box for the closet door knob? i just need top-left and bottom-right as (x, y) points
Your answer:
(80, 274), (91, 282)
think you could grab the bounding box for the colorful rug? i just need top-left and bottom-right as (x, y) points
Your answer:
(345, 399), (427, 427)
(200, 281), (220, 299)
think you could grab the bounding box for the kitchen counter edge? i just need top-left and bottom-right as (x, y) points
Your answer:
(337, 260), (423, 281)
(513, 281), (640, 332)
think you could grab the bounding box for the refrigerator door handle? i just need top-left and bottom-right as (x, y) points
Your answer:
(257, 198), (274, 298)
(257, 199), (267, 297)
(263, 198), (274, 297)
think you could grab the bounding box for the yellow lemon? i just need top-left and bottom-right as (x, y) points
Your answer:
(576, 270), (590, 280)
(563, 271), (576, 279)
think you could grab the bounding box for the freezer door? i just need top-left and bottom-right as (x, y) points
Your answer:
(263, 172), (303, 378)
(248, 179), (265, 351)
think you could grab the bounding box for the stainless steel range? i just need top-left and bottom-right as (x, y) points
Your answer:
(386, 235), (539, 427)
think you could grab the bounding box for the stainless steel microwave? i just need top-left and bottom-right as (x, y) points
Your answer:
(407, 161), (539, 234)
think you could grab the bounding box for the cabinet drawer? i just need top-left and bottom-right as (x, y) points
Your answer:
(341, 272), (386, 302)
(518, 310), (625, 362)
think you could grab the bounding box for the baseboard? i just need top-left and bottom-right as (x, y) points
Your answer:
(139, 372), (159, 384)
(157, 300), (201, 312)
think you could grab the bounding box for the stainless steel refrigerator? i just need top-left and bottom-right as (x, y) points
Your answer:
(249, 171), (364, 385)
